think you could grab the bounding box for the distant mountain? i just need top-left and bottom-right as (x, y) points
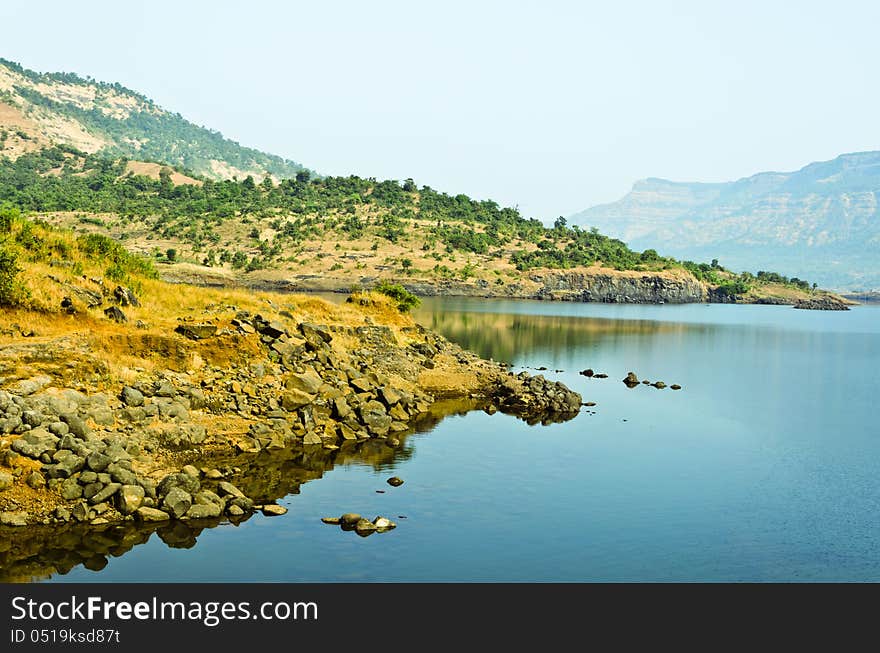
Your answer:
(0, 58), (310, 181)
(569, 152), (880, 290)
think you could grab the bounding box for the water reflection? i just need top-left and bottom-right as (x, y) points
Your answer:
(0, 397), (562, 582)
(415, 308), (693, 363)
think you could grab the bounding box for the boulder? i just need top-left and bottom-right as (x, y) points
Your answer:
(120, 386), (145, 407)
(88, 482), (121, 505)
(0, 511), (28, 527)
(174, 323), (218, 340)
(216, 481), (246, 499)
(11, 428), (59, 458)
(183, 503), (222, 520)
(0, 470), (13, 491)
(340, 513), (361, 528)
(104, 306), (127, 323)
(284, 370), (324, 395)
(281, 389), (315, 411)
(117, 484), (145, 515)
(135, 507), (171, 522)
(386, 476), (405, 487)
(623, 372), (640, 387)
(113, 285), (140, 307)
(157, 472), (200, 497)
(262, 504), (288, 516)
(162, 487), (193, 519)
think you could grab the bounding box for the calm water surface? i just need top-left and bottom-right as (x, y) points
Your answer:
(44, 299), (880, 581)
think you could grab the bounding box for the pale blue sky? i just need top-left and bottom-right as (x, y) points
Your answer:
(1, 1), (878, 221)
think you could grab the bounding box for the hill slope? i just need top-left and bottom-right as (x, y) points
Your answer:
(0, 58), (310, 181)
(569, 152), (880, 291)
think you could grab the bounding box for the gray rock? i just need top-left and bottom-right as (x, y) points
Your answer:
(88, 482), (121, 505)
(184, 503), (222, 519)
(106, 463), (138, 486)
(44, 455), (85, 479)
(71, 502), (90, 522)
(181, 464), (200, 478)
(54, 507), (71, 522)
(135, 507), (171, 522)
(0, 511), (28, 526)
(216, 481), (245, 499)
(11, 428), (59, 458)
(117, 485), (145, 514)
(162, 487), (193, 519)
(226, 504), (245, 517)
(157, 472), (199, 497)
(0, 470), (13, 491)
(360, 401), (392, 435)
(8, 375), (52, 397)
(61, 416), (90, 439)
(47, 421), (69, 436)
(155, 381), (177, 398)
(60, 478), (83, 500)
(86, 452), (112, 472)
(22, 410), (45, 427)
(194, 490), (224, 507)
(25, 470), (45, 489)
(104, 306), (127, 323)
(120, 386), (145, 407)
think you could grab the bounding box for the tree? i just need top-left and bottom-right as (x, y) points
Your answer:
(554, 216), (567, 231)
(166, 248), (177, 262)
(402, 178), (417, 192)
(296, 170), (311, 183)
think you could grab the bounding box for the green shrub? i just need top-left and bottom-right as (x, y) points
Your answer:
(374, 280), (421, 312)
(0, 244), (26, 306)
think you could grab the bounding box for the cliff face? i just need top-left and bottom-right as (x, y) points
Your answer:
(529, 272), (706, 303)
(569, 152), (880, 291)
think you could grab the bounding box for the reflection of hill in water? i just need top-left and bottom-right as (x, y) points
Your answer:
(0, 398), (519, 583)
(418, 310), (687, 362)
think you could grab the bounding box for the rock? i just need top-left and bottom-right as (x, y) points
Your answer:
(155, 381), (177, 397)
(300, 323), (333, 344)
(671, 384), (682, 390)
(262, 504), (288, 516)
(11, 428), (59, 458)
(285, 371), (324, 395)
(354, 518), (377, 534)
(281, 389), (315, 411)
(580, 369), (594, 377)
(54, 507), (70, 522)
(60, 478), (83, 500)
(623, 372), (640, 387)
(216, 481), (246, 499)
(653, 381), (667, 389)
(25, 470), (45, 489)
(104, 306), (127, 323)
(360, 401), (392, 435)
(45, 455), (85, 479)
(594, 373), (608, 379)
(321, 517), (341, 525)
(47, 421), (69, 436)
(184, 503), (222, 519)
(113, 285), (140, 307)
(162, 487), (193, 519)
(0, 511), (28, 526)
(378, 386), (403, 406)
(386, 476), (405, 487)
(117, 484), (145, 514)
(203, 468), (224, 480)
(302, 432), (323, 446)
(135, 507), (171, 522)
(793, 296), (850, 311)
(8, 375), (52, 397)
(340, 513), (361, 528)
(157, 472), (200, 497)
(373, 516), (397, 531)
(88, 482), (121, 505)
(226, 504), (245, 517)
(175, 323), (218, 340)
(0, 470), (13, 491)
(61, 415), (90, 439)
(71, 502), (90, 522)
(257, 320), (287, 339)
(120, 386), (145, 407)
(584, 401), (597, 407)
(333, 396), (352, 419)
(86, 452), (112, 472)
(181, 464), (200, 478)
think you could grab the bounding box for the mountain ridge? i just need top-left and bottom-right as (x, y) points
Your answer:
(570, 152), (880, 290)
(0, 58), (311, 182)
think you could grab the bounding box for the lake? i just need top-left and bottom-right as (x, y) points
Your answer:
(32, 299), (880, 581)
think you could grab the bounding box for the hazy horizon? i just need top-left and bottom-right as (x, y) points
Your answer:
(2, 0), (879, 222)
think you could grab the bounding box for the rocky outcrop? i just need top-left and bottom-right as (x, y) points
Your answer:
(793, 296), (851, 311)
(531, 272), (705, 304)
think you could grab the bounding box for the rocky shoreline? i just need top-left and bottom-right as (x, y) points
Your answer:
(163, 267), (852, 309)
(0, 303), (581, 536)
